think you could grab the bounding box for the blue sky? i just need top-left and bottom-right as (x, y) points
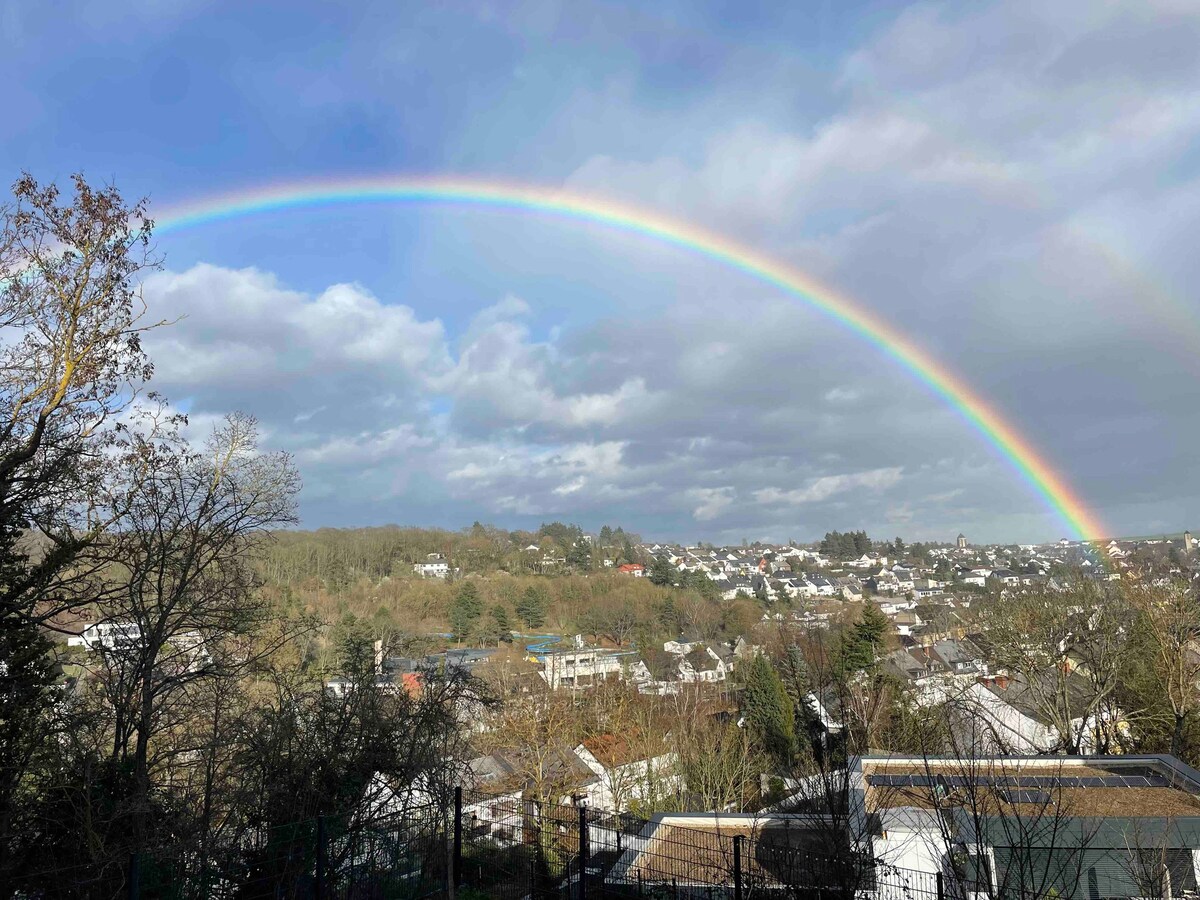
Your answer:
(5, 0), (1199, 543)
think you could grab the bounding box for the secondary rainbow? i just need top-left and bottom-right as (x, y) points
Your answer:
(155, 175), (1105, 541)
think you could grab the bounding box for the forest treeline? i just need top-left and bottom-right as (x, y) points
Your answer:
(258, 520), (644, 588)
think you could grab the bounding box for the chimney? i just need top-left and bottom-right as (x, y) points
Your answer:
(374, 639), (384, 676)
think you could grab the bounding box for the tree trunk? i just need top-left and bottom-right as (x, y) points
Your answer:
(1172, 712), (1186, 760)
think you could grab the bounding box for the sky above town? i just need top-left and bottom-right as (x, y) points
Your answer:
(4, 0), (1198, 544)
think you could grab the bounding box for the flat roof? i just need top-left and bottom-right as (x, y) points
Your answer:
(862, 759), (1200, 818)
(625, 823), (833, 886)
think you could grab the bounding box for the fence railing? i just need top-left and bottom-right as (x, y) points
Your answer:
(6, 803), (449, 900)
(454, 787), (950, 900)
(8, 788), (952, 900)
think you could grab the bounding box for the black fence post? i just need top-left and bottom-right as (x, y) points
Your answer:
(578, 805), (589, 900)
(315, 815), (327, 900)
(453, 786), (463, 892)
(534, 801), (545, 899)
(936, 871), (945, 900)
(127, 851), (140, 900)
(733, 834), (743, 900)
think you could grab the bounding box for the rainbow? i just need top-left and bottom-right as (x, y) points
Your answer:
(155, 176), (1105, 541)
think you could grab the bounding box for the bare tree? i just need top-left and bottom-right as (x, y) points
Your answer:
(480, 680), (587, 808)
(1126, 582), (1200, 759)
(85, 413), (301, 844)
(672, 687), (764, 813)
(0, 173), (164, 886)
(975, 582), (1132, 753)
(0, 173), (165, 621)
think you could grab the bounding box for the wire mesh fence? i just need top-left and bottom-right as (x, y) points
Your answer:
(6, 803), (449, 900)
(9, 788), (950, 899)
(455, 788), (948, 900)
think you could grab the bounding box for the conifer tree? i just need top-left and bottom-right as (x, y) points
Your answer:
(649, 556), (674, 586)
(741, 654), (796, 768)
(449, 582), (484, 641)
(515, 585), (548, 629)
(840, 603), (890, 673)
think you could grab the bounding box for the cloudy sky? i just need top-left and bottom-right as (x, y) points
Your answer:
(4, 0), (1198, 543)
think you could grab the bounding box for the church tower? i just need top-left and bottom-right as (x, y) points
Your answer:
(957, 533), (967, 550)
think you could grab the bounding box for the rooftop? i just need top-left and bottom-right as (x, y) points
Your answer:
(862, 758), (1200, 819)
(614, 816), (838, 887)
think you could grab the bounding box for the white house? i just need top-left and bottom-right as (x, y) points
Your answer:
(951, 676), (1116, 754)
(572, 741), (680, 813)
(68, 620), (142, 650)
(413, 555), (450, 578)
(540, 648), (628, 690)
(676, 645), (729, 683)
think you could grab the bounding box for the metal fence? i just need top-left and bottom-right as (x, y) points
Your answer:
(454, 788), (948, 900)
(7, 804), (448, 900)
(10, 790), (950, 900)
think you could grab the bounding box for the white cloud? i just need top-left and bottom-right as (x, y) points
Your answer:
(685, 487), (736, 522)
(754, 467), (903, 507)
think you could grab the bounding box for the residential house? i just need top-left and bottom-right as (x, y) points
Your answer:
(952, 672), (1119, 754)
(572, 735), (679, 813)
(664, 635), (730, 683)
(808, 575), (836, 597)
(890, 610), (924, 637)
(882, 648), (940, 685)
(989, 568), (1021, 586)
(857, 754), (1200, 899)
(68, 620), (143, 651)
(541, 648), (629, 690)
(912, 578), (943, 599)
(928, 638), (986, 678)
(836, 576), (864, 601)
(677, 645), (729, 683)
(721, 578), (755, 600)
(891, 568), (916, 592)
(412, 554), (450, 578)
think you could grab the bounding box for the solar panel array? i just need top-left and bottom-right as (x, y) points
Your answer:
(999, 789), (1053, 805)
(870, 773), (1170, 789)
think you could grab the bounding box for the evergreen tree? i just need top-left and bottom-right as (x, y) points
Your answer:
(840, 603), (890, 672)
(649, 556), (675, 586)
(332, 613), (375, 671)
(566, 537), (592, 571)
(598, 525), (614, 547)
(741, 654), (795, 768)
(515, 585), (548, 629)
(841, 533), (856, 557)
(778, 645), (821, 765)
(658, 596), (686, 634)
(484, 604), (513, 645)
(449, 581), (484, 641)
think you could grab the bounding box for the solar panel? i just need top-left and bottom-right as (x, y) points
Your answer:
(870, 771), (1171, 791)
(1001, 789), (1053, 805)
